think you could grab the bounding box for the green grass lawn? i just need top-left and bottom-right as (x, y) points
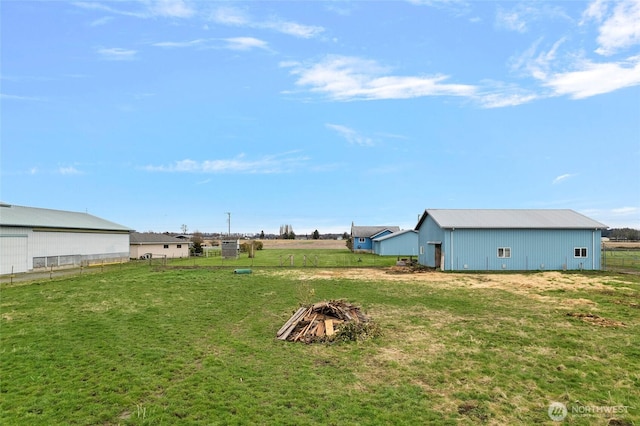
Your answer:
(170, 249), (400, 268)
(1, 263), (639, 425)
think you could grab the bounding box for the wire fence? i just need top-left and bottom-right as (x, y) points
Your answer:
(602, 248), (640, 273)
(4, 248), (638, 284)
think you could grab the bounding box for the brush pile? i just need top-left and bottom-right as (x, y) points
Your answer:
(276, 300), (372, 343)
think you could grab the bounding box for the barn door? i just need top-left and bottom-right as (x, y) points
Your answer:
(1, 235), (28, 274)
(434, 244), (441, 268)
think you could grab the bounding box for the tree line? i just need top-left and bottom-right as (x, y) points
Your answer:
(603, 228), (640, 241)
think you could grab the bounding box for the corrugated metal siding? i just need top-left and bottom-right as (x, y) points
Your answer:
(418, 216), (445, 267)
(31, 230), (129, 258)
(417, 218), (602, 271)
(444, 228), (601, 271)
(373, 231), (418, 256)
(0, 227), (29, 274)
(1, 227), (130, 273)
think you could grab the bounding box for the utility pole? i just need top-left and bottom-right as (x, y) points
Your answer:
(226, 212), (231, 236)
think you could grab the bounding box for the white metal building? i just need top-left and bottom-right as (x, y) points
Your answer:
(0, 203), (131, 274)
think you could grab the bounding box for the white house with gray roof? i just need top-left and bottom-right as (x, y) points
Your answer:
(416, 209), (607, 271)
(0, 203), (131, 274)
(130, 232), (189, 259)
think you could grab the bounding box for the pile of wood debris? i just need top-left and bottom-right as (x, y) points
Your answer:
(276, 300), (370, 343)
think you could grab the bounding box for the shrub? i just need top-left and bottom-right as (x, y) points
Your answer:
(333, 320), (382, 343)
(240, 241), (263, 254)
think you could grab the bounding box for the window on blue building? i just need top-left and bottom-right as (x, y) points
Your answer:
(497, 247), (511, 258)
(574, 247), (587, 257)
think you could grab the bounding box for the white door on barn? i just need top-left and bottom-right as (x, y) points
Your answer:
(0, 235), (29, 274)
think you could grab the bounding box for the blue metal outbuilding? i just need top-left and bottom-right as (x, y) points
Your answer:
(350, 224), (400, 253)
(373, 230), (419, 256)
(416, 209), (607, 271)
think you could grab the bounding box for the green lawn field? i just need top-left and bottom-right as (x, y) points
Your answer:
(1, 259), (638, 425)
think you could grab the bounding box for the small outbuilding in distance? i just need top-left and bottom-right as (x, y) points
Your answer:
(416, 209), (607, 271)
(350, 224), (400, 253)
(372, 229), (419, 257)
(129, 232), (190, 260)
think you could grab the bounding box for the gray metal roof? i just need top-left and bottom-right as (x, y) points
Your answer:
(0, 204), (131, 232)
(351, 225), (401, 238)
(418, 209), (607, 230)
(130, 232), (186, 244)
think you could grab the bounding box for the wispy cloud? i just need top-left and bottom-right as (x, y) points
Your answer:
(612, 206), (639, 216)
(406, 0), (472, 15)
(0, 93), (46, 102)
(495, 3), (570, 34)
(89, 16), (113, 27)
(326, 124), (374, 146)
(152, 37), (269, 51)
(552, 173), (576, 184)
(224, 37), (269, 51)
(510, 37), (566, 81)
(544, 56), (640, 99)
(582, 0), (640, 56)
(150, 0), (194, 19)
(496, 5), (530, 33)
(475, 85), (539, 108)
(97, 47), (137, 61)
(210, 6), (324, 39)
(153, 39), (206, 48)
(512, 27), (640, 99)
(143, 152), (309, 174)
(283, 55), (476, 101)
(58, 166), (83, 175)
(74, 0), (194, 19)
(73, 2), (146, 18)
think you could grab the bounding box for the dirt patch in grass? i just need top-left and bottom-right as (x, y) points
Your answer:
(566, 312), (626, 327)
(287, 268), (617, 294)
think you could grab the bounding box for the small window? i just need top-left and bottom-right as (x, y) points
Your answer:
(177, 244), (182, 248)
(163, 244), (169, 249)
(574, 247), (587, 258)
(419, 246), (424, 255)
(497, 247), (511, 258)
(358, 237), (366, 243)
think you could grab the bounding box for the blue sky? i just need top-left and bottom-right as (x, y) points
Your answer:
(2, 0), (639, 235)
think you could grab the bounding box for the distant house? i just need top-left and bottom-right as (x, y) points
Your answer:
(351, 224), (400, 253)
(373, 230), (419, 257)
(0, 203), (131, 274)
(129, 232), (190, 259)
(416, 209), (607, 271)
